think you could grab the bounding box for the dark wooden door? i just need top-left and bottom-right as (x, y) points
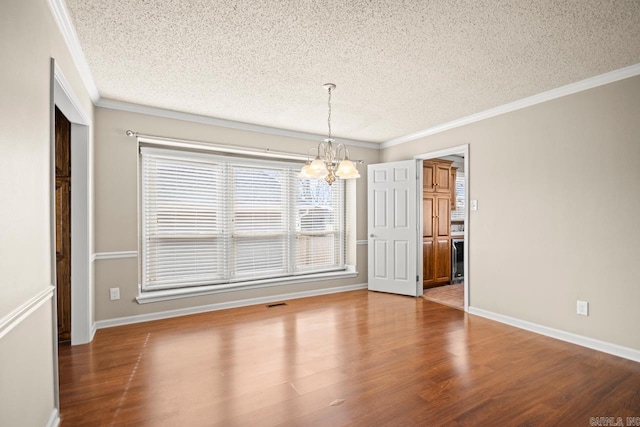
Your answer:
(55, 106), (71, 342)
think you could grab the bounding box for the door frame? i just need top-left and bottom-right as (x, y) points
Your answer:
(50, 59), (94, 413)
(51, 60), (93, 345)
(414, 144), (469, 311)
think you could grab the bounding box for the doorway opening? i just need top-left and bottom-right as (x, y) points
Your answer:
(416, 145), (469, 311)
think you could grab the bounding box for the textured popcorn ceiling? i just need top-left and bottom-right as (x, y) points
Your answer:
(65, 0), (640, 143)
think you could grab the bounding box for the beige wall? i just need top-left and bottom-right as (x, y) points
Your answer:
(93, 107), (378, 320)
(382, 76), (640, 351)
(0, 303), (56, 427)
(0, 0), (94, 424)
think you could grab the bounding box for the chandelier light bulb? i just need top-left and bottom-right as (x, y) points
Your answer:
(335, 159), (360, 179)
(308, 156), (329, 178)
(298, 161), (313, 178)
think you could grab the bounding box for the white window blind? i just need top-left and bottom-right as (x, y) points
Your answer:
(451, 172), (465, 221)
(141, 147), (345, 291)
(295, 179), (344, 273)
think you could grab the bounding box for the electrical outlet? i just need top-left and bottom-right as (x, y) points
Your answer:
(577, 300), (589, 316)
(109, 287), (120, 301)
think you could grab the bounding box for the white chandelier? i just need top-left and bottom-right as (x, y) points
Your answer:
(299, 83), (360, 185)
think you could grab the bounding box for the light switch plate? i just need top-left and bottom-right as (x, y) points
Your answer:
(470, 200), (478, 211)
(109, 287), (120, 301)
(577, 300), (589, 316)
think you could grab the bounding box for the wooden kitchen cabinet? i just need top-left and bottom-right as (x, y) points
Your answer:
(423, 196), (434, 238)
(423, 195), (450, 238)
(422, 192), (451, 288)
(423, 240), (434, 285)
(435, 237), (451, 282)
(423, 159), (453, 194)
(436, 195), (450, 237)
(423, 159), (453, 288)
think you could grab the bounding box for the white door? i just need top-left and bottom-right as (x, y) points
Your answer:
(367, 160), (420, 296)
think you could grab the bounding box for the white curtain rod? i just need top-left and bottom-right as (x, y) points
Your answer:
(125, 130), (364, 164)
(125, 130), (315, 162)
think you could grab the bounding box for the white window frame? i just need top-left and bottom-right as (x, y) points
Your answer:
(451, 171), (465, 222)
(137, 145), (357, 303)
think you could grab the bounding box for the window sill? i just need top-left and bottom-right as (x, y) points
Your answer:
(136, 266), (359, 304)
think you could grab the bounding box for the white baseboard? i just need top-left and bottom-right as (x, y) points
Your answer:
(468, 307), (640, 363)
(45, 408), (60, 427)
(90, 322), (97, 341)
(95, 283), (368, 329)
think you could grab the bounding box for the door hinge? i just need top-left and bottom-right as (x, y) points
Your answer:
(416, 275), (419, 282)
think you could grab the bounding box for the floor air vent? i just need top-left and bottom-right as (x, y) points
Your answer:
(266, 302), (288, 308)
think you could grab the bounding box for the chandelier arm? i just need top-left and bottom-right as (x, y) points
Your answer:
(334, 143), (349, 161)
(305, 146), (315, 161)
(317, 141), (327, 159)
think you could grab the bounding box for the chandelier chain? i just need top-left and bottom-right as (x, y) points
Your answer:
(327, 86), (332, 141)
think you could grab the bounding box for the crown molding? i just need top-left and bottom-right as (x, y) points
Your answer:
(47, 0), (100, 102)
(46, 0), (378, 149)
(96, 98), (380, 149)
(45, 0), (377, 148)
(382, 62), (640, 149)
(49, 0), (639, 151)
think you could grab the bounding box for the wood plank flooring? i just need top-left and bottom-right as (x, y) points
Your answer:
(58, 290), (640, 426)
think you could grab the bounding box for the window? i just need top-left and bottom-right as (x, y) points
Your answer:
(141, 147), (345, 291)
(451, 171), (465, 221)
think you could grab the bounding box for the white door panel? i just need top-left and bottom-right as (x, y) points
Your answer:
(368, 160), (419, 296)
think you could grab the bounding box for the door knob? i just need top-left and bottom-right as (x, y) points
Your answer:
(369, 233), (375, 238)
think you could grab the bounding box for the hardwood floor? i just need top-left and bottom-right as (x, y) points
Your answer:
(58, 290), (640, 426)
